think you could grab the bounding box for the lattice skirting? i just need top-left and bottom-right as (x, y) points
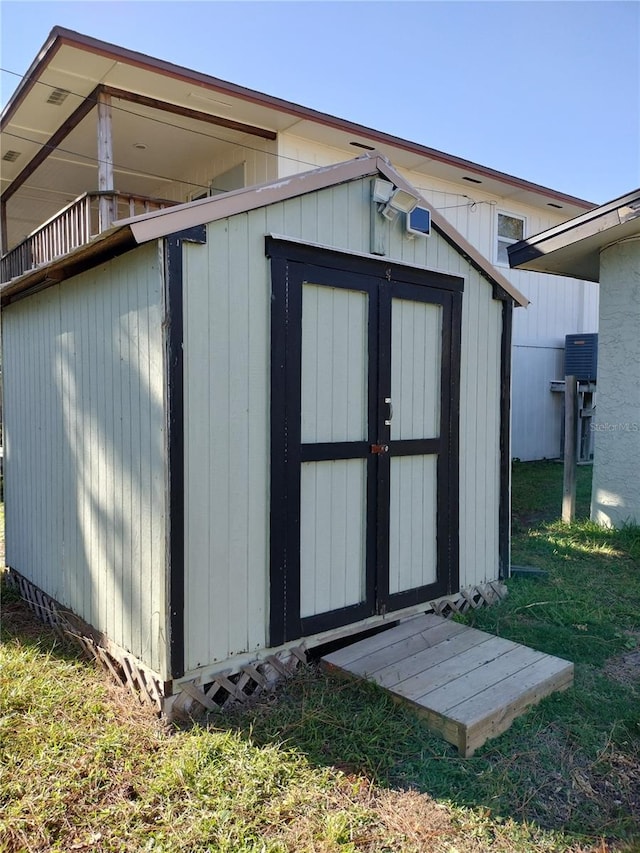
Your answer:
(169, 646), (308, 719)
(426, 581), (508, 617)
(5, 566), (307, 720)
(5, 567), (505, 719)
(6, 567), (165, 713)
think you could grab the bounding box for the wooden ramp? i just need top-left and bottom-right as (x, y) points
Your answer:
(322, 613), (573, 757)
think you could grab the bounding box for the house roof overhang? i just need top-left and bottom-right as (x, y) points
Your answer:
(508, 189), (640, 282)
(0, 152), (528, 308)
(1, 26), (594, 249)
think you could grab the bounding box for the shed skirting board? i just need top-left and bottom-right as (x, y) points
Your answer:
(7, 565), (507, 719)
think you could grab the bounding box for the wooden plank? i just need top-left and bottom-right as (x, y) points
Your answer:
(227, 214), (251, 660)
(345, 618), (467, 678)
(371, 626), (504, 689)
(397, 636), (521, 703)
(322, 615), (573, 756)
(421, 643), (546, 712)
(323, 613), (447, 668)
(455, 655), (574, 726)
(562, 375), (577, 522)
(100, 84), (278, 141)
(461, 659), (574, 758)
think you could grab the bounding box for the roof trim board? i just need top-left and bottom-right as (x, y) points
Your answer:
(2, 26), (594, 212)
(508, 188), (640, 282)
(0, 152), (528, 308)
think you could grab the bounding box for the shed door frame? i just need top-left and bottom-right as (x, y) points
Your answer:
(267, 238), (462, 646)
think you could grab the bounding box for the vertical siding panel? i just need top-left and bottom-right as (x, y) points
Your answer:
(299, 459), (366, 617)
(227, 214), (251, 658)
(210, 223), (231, 662)
(183, 239), (211, 668)
(474, 276), (490, 586)
(460, 268), (477, 587)
(93, 269), (106, 634)
(245, 211), (269, 654)
(2, 245), (167, 676)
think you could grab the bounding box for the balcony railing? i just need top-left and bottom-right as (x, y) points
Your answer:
(1, 191), (177, 283)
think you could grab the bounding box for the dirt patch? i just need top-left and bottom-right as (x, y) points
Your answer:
(604, 633), (640, 688)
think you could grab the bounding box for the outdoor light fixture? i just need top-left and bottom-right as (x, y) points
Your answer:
(372, 179), (395, 204)
(382, 187), (419, 220)
(372, 179), (419, 221)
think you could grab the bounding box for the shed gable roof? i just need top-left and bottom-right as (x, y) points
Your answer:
(0, 153), (528, 307)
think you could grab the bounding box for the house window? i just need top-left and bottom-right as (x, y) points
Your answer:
(497, 212), (524, 265)
(188, 163), (246, 201)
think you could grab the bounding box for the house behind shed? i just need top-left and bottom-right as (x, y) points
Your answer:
(1, 154), (527, 714)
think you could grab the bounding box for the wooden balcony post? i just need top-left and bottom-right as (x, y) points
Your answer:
(0, 199), (7, 256)
(97, 91), (115, 232)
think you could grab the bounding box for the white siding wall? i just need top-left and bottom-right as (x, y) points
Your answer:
(182, 177), (504, 672)
(277, 132), (600, 461)
(511, 345), (564, 461)
(2, 244), (168, 676)
(147, 138), (278, 204)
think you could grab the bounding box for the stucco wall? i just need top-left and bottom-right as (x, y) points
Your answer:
(591, 238), (640, 527)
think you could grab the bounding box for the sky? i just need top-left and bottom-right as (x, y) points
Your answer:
(1, 0), (638, 205)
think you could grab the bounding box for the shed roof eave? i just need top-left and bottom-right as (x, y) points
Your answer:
(0, 226), (137, 305)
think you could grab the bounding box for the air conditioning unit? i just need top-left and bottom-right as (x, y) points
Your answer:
(564, 333), (598, 382)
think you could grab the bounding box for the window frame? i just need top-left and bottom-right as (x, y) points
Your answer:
(496, 211), (526, 267)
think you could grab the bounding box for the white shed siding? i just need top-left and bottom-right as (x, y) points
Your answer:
(380, 210), (502, 590)
(182, 176), (503, 671)
(182, 213), (271, 671)
(2, 244), (168, 676)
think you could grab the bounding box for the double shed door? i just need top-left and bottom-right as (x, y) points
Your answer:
(269, 241), (462, 645)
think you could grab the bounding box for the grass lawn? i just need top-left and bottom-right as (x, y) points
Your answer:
(1, 463), (639, 852)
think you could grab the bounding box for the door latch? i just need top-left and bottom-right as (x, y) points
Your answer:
(371, 444), (389, 455)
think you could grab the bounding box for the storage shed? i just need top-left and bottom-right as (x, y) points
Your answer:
(1, 153), (527, 714)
